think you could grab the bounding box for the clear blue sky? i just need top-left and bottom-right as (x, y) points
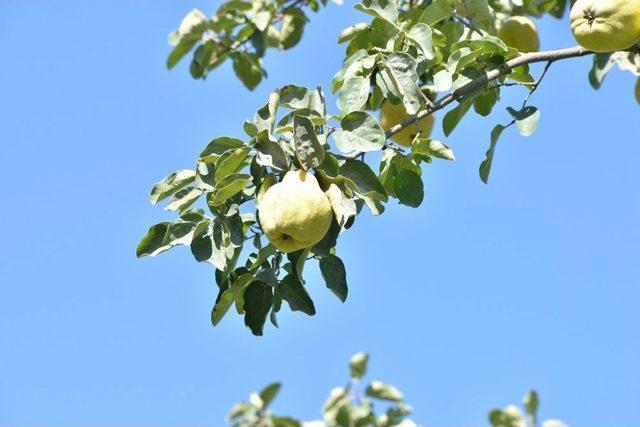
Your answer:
(1, 1), (639, 425)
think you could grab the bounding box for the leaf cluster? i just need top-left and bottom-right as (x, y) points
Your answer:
(227, 352), (418, 427)
(225, 353), (569, 427)
(167, 0), (339, 89)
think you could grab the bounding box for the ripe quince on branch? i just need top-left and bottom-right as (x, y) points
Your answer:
(498, 16), (540, 53)
(570, 0), (640, 52)
(258, 170), (333, 253)
(380, 101), (435, 147)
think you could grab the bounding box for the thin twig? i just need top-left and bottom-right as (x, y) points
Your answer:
(522, 61), (553, 108)
(454, 14), (485, 37)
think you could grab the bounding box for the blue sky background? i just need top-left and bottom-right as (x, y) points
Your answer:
(1, 1), (639, 425)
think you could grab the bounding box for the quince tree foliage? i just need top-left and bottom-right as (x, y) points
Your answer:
(166, 0), (342, 89)
(222, 352), (568, 427)
(139, 0), (640, 335)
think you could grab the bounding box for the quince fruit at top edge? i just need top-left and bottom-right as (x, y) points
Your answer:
(570, 0), (640, 52)
(380, 101), (435, 147)
(258, 170), (333, 253)
(498, 16), (541, 53)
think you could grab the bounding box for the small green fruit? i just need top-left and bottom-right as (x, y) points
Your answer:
(380, 101), (435, 147)
(498, 17), (540, 53)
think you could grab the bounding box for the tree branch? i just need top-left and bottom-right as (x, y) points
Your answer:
(342, 45), (593, 159)
(391, 46), (591, 136)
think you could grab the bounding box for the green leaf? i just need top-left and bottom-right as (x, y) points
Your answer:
(212, 273), (256, 326)
(489, 405), (526, 427)
(325, 184), (357, 228)
(257, 174), (277, 206)
(232, 52), (264, 90)
(199, 137), (245, 159)
(405, 23), (435, 60)
(287, 248), (310, 282)
(462, 0), (493, 28)
(150, 169), (196, 205)
(245, 10), (272, 31)
(137, 219), (198, 259)
(254, 132), (291, 171)
(179, 208), (205, 223)
(589, 53), (614, 90)
(136, 222), (170, 257)
(354, 0), (399, 24)
(227, 402), (251, 420)
(443, 96), (475, 136)
(378, 150), (398, 198)
(338, 23), (369, 44)
(195, 158), (216, 191)
(251, 91), (280, 135)
(211, 173), (252, 206)
(319, 255), (348, 302)
(189, 41), (216, 79)
(349, 352), (369, 379)
(190, 220), (213, 262)
(452, 36), (509, 56)
(279, 274), (316, 316)
(293, 115), (325, 170)
(474, 87), (500, 117)
(165, 187), (203, 212)
(259, 382), (281, 408)
(394, 168), (423, 208)
(366, 381), (404, 402)
(412, 138), (455, 161)
(162, 220), (196, 247)
(243, 281), (273, 336)
(385, 403), (413, 425)
(480, 124), (507, 184)
(337, 75), (370, 115)
(333, 111), (386, 153)
(275, 108), (324, 134)
(278, 85), (325, 115)
(318, 153), (341, 178)
(340, 159), (388, 201)
(312, 217), (341, 256)
(419, 0), (457, 25)
(322, 387), (350, 424)
(177, 8), (207, 38)
(279, 9), (307, 50)
(215, 147), (251, 182)
(209, 222), (228, 271)
(272, 416), (302, 427)
(522, 390), (539, 423)
(166, 9), (207, 69)
(249, 244), (277, 272)
(222, 212), (245, 248)
(167, 37), (199, 70)
(379, 52), (422, 115)
(507, 106), (540, 137)
(332, 49), (373, 93)
(432, 68), (453, 92)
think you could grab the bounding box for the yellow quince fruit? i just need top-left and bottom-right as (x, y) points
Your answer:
(498, 17), (540, 53)
(570, 0), (640, 52)
(258, 170), (333, 253)
(380, 101), (435, 147)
